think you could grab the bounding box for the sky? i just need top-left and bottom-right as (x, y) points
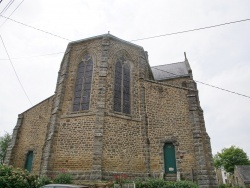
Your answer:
(0, 0), (250, 157)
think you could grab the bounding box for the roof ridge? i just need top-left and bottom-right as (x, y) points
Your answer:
(151, 61), (185, 68)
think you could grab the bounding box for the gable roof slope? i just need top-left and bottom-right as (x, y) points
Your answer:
(236, 165), (250, 183)
(151, 61), (190, 81)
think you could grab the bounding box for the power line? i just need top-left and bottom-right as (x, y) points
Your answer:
(0, 14), (71, 41)
(130, 19), (250, 42)
(0, 34), (33, 105)
(0, 18), (249, 60)
(0, 0), (24, 28)
(151, 66), (250, 99)
(0, 0), (14, 15)
(0, 51), (64, 60)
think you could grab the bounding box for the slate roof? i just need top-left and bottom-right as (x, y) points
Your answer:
(236, 165), (250, 183)
(151, 61), (191, 81)
(69, 33), (143, 49)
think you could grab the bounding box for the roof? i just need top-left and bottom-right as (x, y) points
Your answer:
(69, 33), (143, 49)
(236, 165), (250, 183)
(151, 61), (191, 81)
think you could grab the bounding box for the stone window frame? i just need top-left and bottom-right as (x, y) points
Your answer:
(72, 52), (95, 112)
(112, 50), (133, 116)
(159, 136), (180, 175)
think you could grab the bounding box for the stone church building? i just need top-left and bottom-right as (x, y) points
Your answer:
(5, 34), (217, 187)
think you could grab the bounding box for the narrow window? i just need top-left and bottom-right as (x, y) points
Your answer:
(24, 151), (33, 172)
(73, 54), (93, 111)
(114, 57), (130, 114)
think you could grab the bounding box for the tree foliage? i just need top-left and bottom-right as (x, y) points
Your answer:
(0, 133), (11, 164)
(214, 145), (250, 174)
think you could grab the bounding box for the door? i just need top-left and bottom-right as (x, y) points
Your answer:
(164, 143), (177, 174)
(25, 151), (33, 172)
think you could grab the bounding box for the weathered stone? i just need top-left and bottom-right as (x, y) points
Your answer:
(6, 34), (217, 187)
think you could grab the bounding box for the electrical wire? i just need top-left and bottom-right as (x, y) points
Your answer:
(0, 0), (14, 15)
(130, 19), (250, 42)
(151, 66), (250, 99)
(0, 14), (249, 99)
(0, 14), (72, 41)
(0, 51), (64, 60)
(0, 0), (24, 28)
(0, 34), (33, 105)
(0, 18), (249, 60)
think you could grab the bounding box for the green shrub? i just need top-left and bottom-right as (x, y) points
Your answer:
(0, 164), (37, 188)
(35, 176), (52, 187)
(53, 170), (72, 184)
(135, 178), (198, 188)
(174, 181), (198, 188)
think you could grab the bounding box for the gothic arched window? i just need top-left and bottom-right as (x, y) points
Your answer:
(73, 54), (93, 111)
(114, 57), (130, 114)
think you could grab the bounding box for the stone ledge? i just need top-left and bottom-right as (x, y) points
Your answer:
(106, 112), (141, 122)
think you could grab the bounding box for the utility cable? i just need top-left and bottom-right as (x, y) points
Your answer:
(0, 0), (24, 28)
(0, 34), (33, 105)
(151, 66), (250, 99)
(0, 51), (64, 60)
(0, 18), (249, 59)
(131, 19), (250, 42)
(0, 0), (14, 15)
(0, 14), (71, 41)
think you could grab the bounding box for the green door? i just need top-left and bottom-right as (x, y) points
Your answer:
(164, 143), (177, 174)
(25, 151), (33, 172)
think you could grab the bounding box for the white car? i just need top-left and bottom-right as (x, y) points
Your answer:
(40, 184), (88, 188)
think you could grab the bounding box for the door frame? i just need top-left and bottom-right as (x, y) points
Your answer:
(24, 150), (34, 172)
(159, 136), (180, 175)
(163, 143), (177, 174)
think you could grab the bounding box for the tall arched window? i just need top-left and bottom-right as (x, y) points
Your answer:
(73, 54), (93, 111)
(114, 56), (130, 114)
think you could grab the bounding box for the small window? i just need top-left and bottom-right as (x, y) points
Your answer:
(73, 54), (93, 111)
(24, 151), (33, 172)
(114, 56), (130, 114)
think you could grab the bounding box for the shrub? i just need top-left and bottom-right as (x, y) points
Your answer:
(174, 181), (198, 188)
(135, 178), (198, 188)
(53, 170), (72, 184)
(0, 164), (37, 188)
(114, 174), (129, 185)
(35, 176), (53, 187)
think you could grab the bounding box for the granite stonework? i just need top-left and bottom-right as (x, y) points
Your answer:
(5, 34), (217, 187)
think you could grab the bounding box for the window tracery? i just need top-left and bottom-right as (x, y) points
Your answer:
(73, 54), (93, 111)
(114, 56), (130, 114)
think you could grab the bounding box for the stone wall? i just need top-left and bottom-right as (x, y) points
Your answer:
(46, 36), (151, 179)
(7, 35), (217, 187)
(143, 79), (196, 180)
(5, 96), (53, 175)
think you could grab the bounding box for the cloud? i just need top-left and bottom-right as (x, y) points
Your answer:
(0, 0), (250, 157)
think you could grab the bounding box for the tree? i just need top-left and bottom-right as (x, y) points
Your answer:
(0, 133), (11, 164)
(214, 145), (250, 174)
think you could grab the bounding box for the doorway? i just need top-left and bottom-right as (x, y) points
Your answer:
(24, 151), (33, 172)
(163, 143), (177, 174)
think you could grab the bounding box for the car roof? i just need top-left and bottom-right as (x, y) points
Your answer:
(42, 184), (88, 188)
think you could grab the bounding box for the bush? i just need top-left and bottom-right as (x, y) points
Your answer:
(174, 181), (198, 188)
(0, 164), (74, 187)
(35, 176), (53, 187)
(135, 178), (198, 188)
(53, 170), (72, 184)
(0, 164), (37, 188)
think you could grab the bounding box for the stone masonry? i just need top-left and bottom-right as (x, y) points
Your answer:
(5, 34), (218, 187)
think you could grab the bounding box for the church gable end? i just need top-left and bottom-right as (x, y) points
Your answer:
(6, 34), (217, 188)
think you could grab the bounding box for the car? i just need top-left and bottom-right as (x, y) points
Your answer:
(40, 184), (88, 188)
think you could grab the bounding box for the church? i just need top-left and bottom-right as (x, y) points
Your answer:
(5, 34), (217, 187)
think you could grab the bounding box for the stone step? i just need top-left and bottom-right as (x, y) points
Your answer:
(164, 174), (177, 181)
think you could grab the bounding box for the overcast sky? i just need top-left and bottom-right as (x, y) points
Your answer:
(0, 0), (249, 157)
